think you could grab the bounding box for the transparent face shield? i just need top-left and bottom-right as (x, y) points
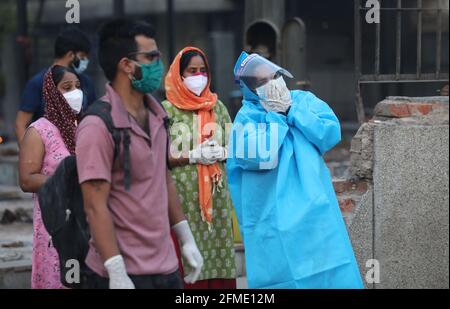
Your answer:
(235, 53), (293, 91)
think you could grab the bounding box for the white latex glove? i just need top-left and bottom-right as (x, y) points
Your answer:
(213, 146), (228, 162)
(189, 140), (215, 165)
(189, 140), (220, 165)
(203, 140), (228, 162)
(104, 255), (135, 289)
(172, 220), (204, 284)
(256, 76), (292, 114)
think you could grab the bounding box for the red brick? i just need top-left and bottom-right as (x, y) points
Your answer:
(413, 104), (433, 116)
(333, 180), (368, 195)
(338, 197), (356, 213)
(388, 104), (411, 118)
(333, 180), (348, 194)
(374, 99), (448, 119)
(354, 181), (368, 193)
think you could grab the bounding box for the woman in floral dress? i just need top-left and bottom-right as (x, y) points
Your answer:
(163, 47), (236, 289)
(19, 65), (84, 289)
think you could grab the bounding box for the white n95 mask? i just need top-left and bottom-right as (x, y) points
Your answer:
(183, 75), (208, 96)
(63, 89), (84, 114)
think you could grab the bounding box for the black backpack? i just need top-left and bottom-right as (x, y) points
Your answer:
(38, 99), (169, 289)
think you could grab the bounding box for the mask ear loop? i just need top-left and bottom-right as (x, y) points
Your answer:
(128, 72), (136, 82)
(127, 59), (142, 82)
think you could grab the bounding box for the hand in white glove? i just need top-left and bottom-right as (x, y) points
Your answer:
(172, 220), (204, 284)
(256, 76), (292, 114)
(203, 140), (228, 162)
(213, 146), (228, 162)
(189, 140), (226, 165)
(189, 139), (216, 165)
(104, 255), (135, 289)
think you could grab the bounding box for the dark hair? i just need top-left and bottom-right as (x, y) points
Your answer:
(98, 19), (156, 81)
(54, 26), (92, 59)
(179, 51), (207, 76)
(51, 65), (79, 86)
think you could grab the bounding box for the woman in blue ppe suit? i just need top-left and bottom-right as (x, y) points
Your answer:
(227, 52), (363, 289)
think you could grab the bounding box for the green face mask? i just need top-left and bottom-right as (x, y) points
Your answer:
(130, 59), (164, 94)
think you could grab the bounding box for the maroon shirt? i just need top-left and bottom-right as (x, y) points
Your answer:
(76, 84), (178, 277)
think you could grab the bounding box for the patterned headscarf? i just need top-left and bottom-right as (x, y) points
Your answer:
(43, 67), (80, 155)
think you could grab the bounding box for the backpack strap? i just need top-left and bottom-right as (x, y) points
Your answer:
(82, 100), (121, 159)
(82, 100), (131, 191)
(122, 129), (131, 191)
(146, 95), (172, 170)
(163, 116), (171, 170)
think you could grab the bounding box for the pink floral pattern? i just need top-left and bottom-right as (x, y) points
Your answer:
(29, 118), (71, 289)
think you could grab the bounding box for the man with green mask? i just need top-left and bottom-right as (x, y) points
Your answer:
(75, 19), (203, 289)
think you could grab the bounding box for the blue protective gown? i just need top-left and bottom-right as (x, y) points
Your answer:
(226, 54), (364, 289)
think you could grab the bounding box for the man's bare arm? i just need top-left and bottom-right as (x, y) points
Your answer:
(168, 153), (190, 169)
(81, 180), (120, 262)
(166, 169), (186, 226)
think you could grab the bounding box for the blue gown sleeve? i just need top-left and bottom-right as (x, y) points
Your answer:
(287, 91), (341, 155)
(230, 106), (289, 171)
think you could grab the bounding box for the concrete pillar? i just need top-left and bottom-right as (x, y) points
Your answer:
(244, 0), (285, 28)
(244, 0), (286, 63)
(347, 96), (449, 289)
(208, 31), (235, 111)
(373, 123), (449, 289)
(1, 34), (23, 139)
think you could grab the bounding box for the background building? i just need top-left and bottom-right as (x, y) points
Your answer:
(0, 0), (448, 140)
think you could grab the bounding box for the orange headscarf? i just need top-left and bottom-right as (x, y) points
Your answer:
(165, 47), (221, 229)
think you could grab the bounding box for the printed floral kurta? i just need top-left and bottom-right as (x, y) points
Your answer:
(29, 118), (70, 289)
(162, 100), (236, 281)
